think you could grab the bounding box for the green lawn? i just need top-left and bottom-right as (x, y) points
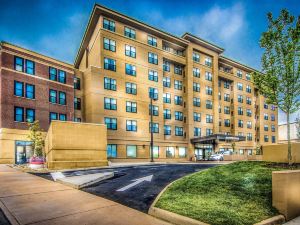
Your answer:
(155, 161), (294, 225)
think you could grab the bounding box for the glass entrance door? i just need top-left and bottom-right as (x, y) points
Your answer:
(15, 141), (33, 164)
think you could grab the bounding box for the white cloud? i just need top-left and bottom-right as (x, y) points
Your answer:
(278, 109), (300, 124)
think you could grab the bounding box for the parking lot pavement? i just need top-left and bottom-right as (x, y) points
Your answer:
(35, 163), (217, 212)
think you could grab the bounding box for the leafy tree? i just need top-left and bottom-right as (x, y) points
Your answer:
(27, 121), (45, 157)
(252, 9), (300, 165)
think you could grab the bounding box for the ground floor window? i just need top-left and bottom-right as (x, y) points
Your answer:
(239, 149), (244, 155)
(127, 145), (137, 158)
(178, 147), (186, 158)
(15, 141), (33, 164)
(247, 149), (253, 155)
(150, 146), (159, 158)
(107, 144), (117, 158)
(166, 147), (175, 158)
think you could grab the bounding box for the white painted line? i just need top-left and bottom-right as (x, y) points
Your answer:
(117, 175), (153, 192)
(51, 172), (65, 181)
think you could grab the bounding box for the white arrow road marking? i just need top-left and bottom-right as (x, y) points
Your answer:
(116, 175), (153, 192)
(51, 172), (65, 181)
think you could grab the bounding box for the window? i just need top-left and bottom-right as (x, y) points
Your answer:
(272, 136), (276, 143)
(174, 80), (182, 90)
(58, 70), (66, 83)
(194, 112), (201, 122)
(238, 107), (243, 115)
(149, 122), (159, 133)
(105, 117), (117, 130)
(193, 82), (200, 92)
(246, 109), (252, 117)
(175, 126), (183, 136)
(264, 125), (269, 131)
(164, 125), (171, 135)
(49, 67), (57, 81)
(14, 56), (24, 72)
(264, 135), (269, 142)
(148, 52), (158, 64)
(126, 82), (137, 95)
(247, 121), (252, 129)
(237, 70), (243, 78)
(264, 113), (269, 120)
(104, 58), (116, 71)
(246, 97), (252, 105)
(224, 119), (230, 127)
(59, 114), (66, 121)
(238, 120), (244, 128)
(239, 149), (244, 155)
(193, 97), (200, 107)
(151, 146), (159, 158)
(74, 97), (81, 110)
(163, 60), (170, 72)
(149, 87), (158, 99)
(125, 45), (136, 58)
(179, 147), (186, 158)
(246, 73), (251, 80)
(237, 83), (243, 91)
(163, 93), (171, 103)
(206, 100), (213, 109)
(238, 95), (244, 103)
(103, 18), (115, 32)
(25, 60), (35, 75)
(103, 38), (116, 52)
(124, 27), (136, 39)
(126, 101), (137, 113)
(224, 106), (230, 114)
(193, 68), (200, 78)
(49, 89), (57, 103)
(264, 103), (268, 109)
(74, 77), (81, 90)
(205, 72), (212, 81)
(107, 144), (117, 158)
(271, 125), (276, 132)
(271, 105), (276, 111)
(246, 85), (251, 93)
(174, 96), (183, 105)
(14, 81), (24, 97)
(206, 128), (213, 136)
(14, 107), (24, 122)
(206, 114), (213, 123)
(104, 97), (117, 110)
(175, 111), (183, 121)
(149, 70), (158, 82)
(238, 132), (244, 137)
(126, 120), (137, 131)
(49, 112), (58, 122)
(74, 118), (81, 122)
(59, 91), (66, 105)
(148, 35), (157, 47)
(224, 94), (230, 102)
(193, 52), (200, 62)
(163, 77), (171, 87)
(164, 109), (171, 119)
(271, 114), (275, 121)
(194, 127), (201, 137)
(166, 147), (175, 158)
(247, 133), (253, 141)
(25, 84), (35, 100)
(126, 145), (137, 158)
(125, 63), (136, 76)
(224, 81), (230, 89)
(205, 57), (212, 67)
(174, 65), (183, 75)
(104, 77), (117, 90)
(206, 86), (212, 95)
(149, 105), (159, 116)
(26, 108), (35, 123)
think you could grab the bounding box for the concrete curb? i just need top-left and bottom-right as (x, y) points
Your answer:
(254, 215), (285, 225)
(0, 200), (19, 225)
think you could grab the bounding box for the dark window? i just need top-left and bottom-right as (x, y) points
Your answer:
(107, 144), (117, 158)
(59, 114), (67, 121)
(103, 18), (115, 32)
(104, 98), (117, 110)
(105, 117), (117, 130)
(126, 82), (137, 95)
(149, 122), (159, 133)
(58, 70), (66, 84)
(25, 60), (35, 75)
(126, 101), (137, 113)
(49, 112), (58, 122)
(104, 77), (117, 91)
(49, 67), (57, 81)
(14, 107), (24, 122)
(149, 105), (159, 116)
(74, 77), (81, 90)
(14, 81), (24, 97)
(49, 89), (57, 103)
(124, 27), (136, 39)
(149, 88), (158, 100)
(14, 56), (24, 72)
(26, 108), (35, 123)
(25, 84), (35, 99)
(59, 91), (66, 105)
(125, 45), (136, 58)
(148, 36), (157, 47)
(148, 52), (158, 65)
(103, 38), (116, 52)
(125, 64), (136, 76)
(175, 126), (183, 136)
(104, 58), (116, 71)
(74, 98), (81, 110)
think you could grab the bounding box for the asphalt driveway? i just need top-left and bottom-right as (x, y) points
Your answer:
(34, 163), (217, 212)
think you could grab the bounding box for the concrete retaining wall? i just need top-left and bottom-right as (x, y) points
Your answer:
(262, 143), (300, 163)
(45, 121), (108, 169)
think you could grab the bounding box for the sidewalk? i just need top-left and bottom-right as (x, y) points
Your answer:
(285, 216), (300, 224)
(0, 165), (170, 225)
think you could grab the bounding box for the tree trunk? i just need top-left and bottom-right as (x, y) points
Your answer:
(287, 112), (292, 165)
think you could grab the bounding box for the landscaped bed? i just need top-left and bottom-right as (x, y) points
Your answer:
(155, 161), (300, 225)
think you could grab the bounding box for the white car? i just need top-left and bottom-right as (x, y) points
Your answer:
(209, 153), (224, 161)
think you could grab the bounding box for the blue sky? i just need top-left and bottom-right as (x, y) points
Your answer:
(0, 0), (299, 124)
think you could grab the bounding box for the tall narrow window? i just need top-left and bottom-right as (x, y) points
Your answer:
(26, 108), (35, 123)
(14, 81), (24, 97)
(49, 67), (57, 81)
(25, 84), (35, 99)
(14, 107), (24, 122)
(14, 56), (24, 72)
(25, 60), (35, 75)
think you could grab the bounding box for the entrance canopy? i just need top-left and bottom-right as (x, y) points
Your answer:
(191, 134), (246, 144)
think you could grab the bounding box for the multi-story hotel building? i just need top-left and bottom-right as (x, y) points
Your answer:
(0, 4), (278, 164)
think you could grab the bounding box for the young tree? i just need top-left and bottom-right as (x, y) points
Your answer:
(27, 121), (45, 158)
(252, 9), (300, 165)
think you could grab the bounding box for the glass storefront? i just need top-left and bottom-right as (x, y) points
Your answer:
(194, 144), (213, 160)
(15, 141), (33, 164)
